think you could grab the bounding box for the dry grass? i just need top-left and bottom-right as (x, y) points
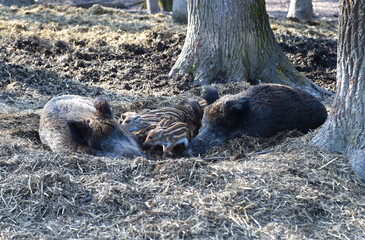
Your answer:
(1, 129), (364, 239)
(0, 4), (364, 240)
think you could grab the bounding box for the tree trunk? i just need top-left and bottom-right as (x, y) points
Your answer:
(147, 0), (160, 14)
(159, 0), (173, 11)
(287, 0), (313, 20)
(172, 0), (188, 24)
(169, 0), (329, 98)
(311, 0), (365, 180)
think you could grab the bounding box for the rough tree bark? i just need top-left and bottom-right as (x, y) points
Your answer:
(147, 0), (160, 14)
(172, 0), (188, 24)
(287, 0), (313, 20)
(311, 0), (365, 180)
(169, 0), (329, 98)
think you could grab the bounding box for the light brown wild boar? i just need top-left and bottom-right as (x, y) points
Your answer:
(143, 118), (191, 158)
(120, 110), (170, 132)
(120, 87), (220, 140)
(39, 95), (144, 158)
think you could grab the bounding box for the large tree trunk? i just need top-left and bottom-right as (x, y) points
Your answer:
(169, 0), (329, 98)
(287, 0), (313, 20)
(147, 0), (160, 14)
(311, 0), (365, 180)
(172, 0), (188, 24)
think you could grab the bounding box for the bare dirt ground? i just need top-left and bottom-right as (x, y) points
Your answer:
(0, 3), (364, 240)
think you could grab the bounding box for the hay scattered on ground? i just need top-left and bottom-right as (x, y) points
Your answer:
(0, 4), (364, 240)
(1, 129), (364, 239)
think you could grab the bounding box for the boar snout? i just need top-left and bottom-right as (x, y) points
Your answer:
(187, 126), (225, 157)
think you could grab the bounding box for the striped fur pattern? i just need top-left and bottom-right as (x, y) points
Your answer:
(120, 101), (203, 139)
(147, 107), (185, 121)
(173, 99), (204, 138)
(132, 123), (158, 145)
(120, 111), (163, 132)
(120, 87), (220, 145)
(143, 118), (191, 157)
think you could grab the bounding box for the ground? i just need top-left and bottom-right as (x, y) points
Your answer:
(0, 3), (364, 240)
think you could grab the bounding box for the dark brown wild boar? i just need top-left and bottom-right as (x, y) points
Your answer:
(39, 95), (144, 158)
(188, 84), (328, 156)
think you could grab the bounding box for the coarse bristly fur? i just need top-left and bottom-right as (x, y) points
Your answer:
(39, 95), (144, 158)
(188, 84), (328, 156)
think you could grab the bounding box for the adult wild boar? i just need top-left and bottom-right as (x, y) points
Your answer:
(188, 84), (328, 156)
(39, 95), (144, 158)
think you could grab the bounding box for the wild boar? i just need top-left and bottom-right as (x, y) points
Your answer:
(120, 87), (220, 140)
(143, 118), (191, 158)
(39, 95), (144, 158)
(120, 108), (181, 132)
(188, 84), (328, 156)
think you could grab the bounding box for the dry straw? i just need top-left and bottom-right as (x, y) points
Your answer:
(0, 4), (364, 240)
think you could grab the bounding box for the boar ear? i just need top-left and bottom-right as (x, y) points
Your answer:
(67, 120), (91, 145)
(93, 97), (113, 119)
(121, 111), (135, 120)
(227, 98), (250, 118)
(120, 113), (128, 121)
